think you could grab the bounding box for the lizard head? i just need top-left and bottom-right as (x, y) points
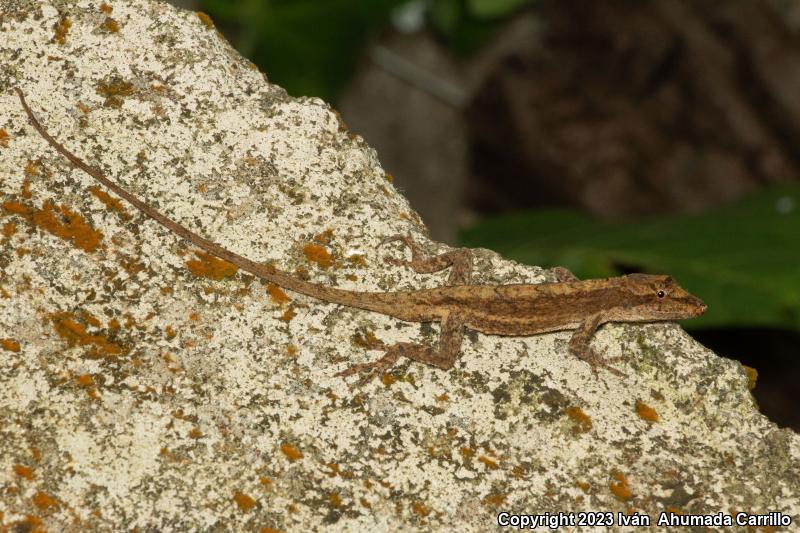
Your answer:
(617, 274), (706, 321)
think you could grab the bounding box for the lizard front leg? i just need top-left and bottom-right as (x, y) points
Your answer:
(336, 313), (465, 385)
(381, 234), (473, 285)
(550, 266), (579, 282)
(568, 312), (627, 378)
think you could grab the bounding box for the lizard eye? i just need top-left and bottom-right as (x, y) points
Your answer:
(657, 290), (665, 298)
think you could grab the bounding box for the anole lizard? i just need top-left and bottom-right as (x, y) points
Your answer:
(15, 88), (706, 383)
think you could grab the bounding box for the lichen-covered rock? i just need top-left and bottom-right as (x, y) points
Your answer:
(0, 1), (797, 532)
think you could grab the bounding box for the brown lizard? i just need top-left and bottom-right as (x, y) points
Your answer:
(15, 88), (707, 383)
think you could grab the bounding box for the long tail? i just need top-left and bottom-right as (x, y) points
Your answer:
(15, 88), (396, 315)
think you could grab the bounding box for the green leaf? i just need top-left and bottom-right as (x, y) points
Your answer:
(459, 185), (800, 330)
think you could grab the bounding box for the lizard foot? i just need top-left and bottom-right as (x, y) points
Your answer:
(337, 323), (462, 386)
(379, 233), (473, 285)
(550, 266), (579, 283)
(380, 234), (421, 268)
(335, 350), (401, 386)
(379, 233), (420, 251)
(581, 351), (627, 378)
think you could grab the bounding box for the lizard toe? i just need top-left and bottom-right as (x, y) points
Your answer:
(336, 350), (401, 384)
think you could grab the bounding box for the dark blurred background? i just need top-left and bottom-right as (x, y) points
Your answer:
(170, 0), (799, 430)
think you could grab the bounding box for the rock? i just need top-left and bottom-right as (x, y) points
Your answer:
(0, 1), (797, 531)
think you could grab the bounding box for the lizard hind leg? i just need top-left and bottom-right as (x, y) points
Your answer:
(381, 234), (473, 285)
(336, 313), (465, 386)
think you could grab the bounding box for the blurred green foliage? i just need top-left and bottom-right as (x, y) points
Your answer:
(429, 0), (536, 53)
(197, 0), (536, 100)
(460, 185), (800, 330)
(198, 0), (406, 101)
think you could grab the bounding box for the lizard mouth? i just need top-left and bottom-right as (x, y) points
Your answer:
(686, 295), (707, 316)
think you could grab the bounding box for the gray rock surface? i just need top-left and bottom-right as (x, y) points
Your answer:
(0, 1), (797, 531)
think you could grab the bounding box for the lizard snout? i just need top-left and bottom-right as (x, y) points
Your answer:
(687, 295), (707, 315)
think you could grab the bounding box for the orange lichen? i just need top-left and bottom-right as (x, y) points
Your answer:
(75, 374), (94, 386)
(610, 472), (633, 502)
(280, 443), (303, 462)
(1, 338), (21, 352)
(280, 308), (296, 322)
(24, 162), (39, 179)
(100, 16), (119, 33)
(286, 344), (298, 356)
(267, 284), (290, 304)
(196, 11), (214, 29)
(477, 455), (499, 470)
(328, 493), (342, 507)
(89, 186), (130, 219)
(12, 515), (43, 533)
(565, 406), (593, 434)
(186, 250), (238, 280)
(313, 229), (334, 245)
(2, 221), (18, 238)
(323, 463), (342, 477)
(575, 481), (591, 492)
(99, 2), (113, 13)
(347, 254), (367, 267)
(483, 493), (506, 507)
(118, 254), (146, 277)
(51, 311), (126, 358)
(32, 491), (58, 510)
(96, 78), (135, 108)
(165, 325), (176, 340)
(78, 310), (102, 327)
(54, 14), (71, 44)
(510, 464), (530, 480)
(233, 491), (256, 511)
(2, 200), (31, 215)
(0, 128), (8, 147)
(742, 365), (758, 390)
(302, 243), (332, 269)
(381, 373), (396, 386)
(260, 528), (283, 533)
(352, 330), (382, 349)
(385, 172), (394, 183)
(123, 313), (137, 328)
(635, 400), (659, 423)
(411, 502), (430, 517)
(13, 464), (34, 480)
(31, 200), (103, 252)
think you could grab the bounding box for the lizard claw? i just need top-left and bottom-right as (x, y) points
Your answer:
(335, 350), (401, 386)
(550, 266), (579, 283)
(383, 255), (406, 266)
(379, 234), (416, 267)
(584, 352), (627, 378)
(379, 234), (409, 248)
